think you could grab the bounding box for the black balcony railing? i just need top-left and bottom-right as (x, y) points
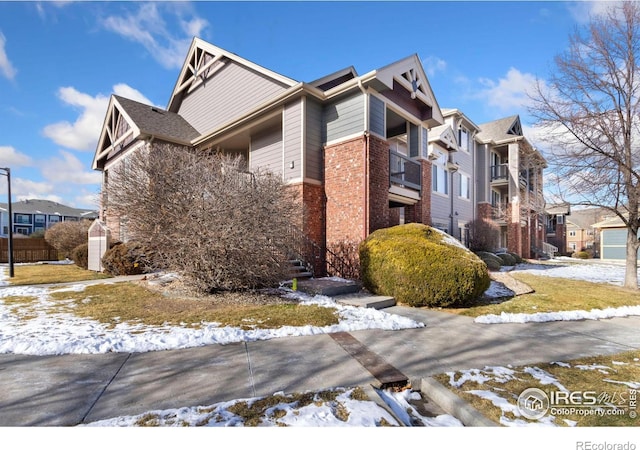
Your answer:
(389, 150), (421, 192)
(490, 164), (508, 181)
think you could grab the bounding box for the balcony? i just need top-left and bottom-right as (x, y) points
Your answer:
(389, 150), (421, 205)
(490, 164), (509, 182)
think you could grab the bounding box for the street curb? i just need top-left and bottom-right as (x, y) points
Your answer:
(361, 384), (406, 427)
(419, 377), (498, 427)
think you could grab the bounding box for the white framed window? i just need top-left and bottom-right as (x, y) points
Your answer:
(459, 126), (469, 152)
(570, 242), (577, 251)
(431, 152), (449, 195)
(458, 173), (470, 200)
(557, 215), (564, 224)
(569, 230), (576, 237)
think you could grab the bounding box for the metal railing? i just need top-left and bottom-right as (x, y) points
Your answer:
(542, 242), (558, 258)
(490, 164), (509, 181)
(287, 226), (359, 280)
(389, 150), (421, 192)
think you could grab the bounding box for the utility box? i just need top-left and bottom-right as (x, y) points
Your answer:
(88, 220), (110, 272)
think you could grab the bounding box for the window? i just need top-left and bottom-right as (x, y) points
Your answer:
(432, 152), (449, 195)
(557, 215), (564, 224)
(15, 226), (30, 235)
(569, 230), (576, 237)
(458, 127), (469, 152)
(49, 215), (60, 223)
(15, 214), (31, 224)
(34, 214), (46, 224)
(570, 242), (577, 251)
(458, 173), (470, 200)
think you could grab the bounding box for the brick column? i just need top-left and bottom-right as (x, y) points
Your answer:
(367, 134), (390, 234)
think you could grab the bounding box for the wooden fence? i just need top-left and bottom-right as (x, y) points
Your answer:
(0, 238), (59, 263)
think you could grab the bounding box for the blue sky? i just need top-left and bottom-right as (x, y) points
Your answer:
(0, 1), (606, 209)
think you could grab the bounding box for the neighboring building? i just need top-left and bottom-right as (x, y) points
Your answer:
(0, 199), (98, 237)
(545, 203), (571, 255)
(429, 108), (481, 246)
(93, 37), (549, 275)
(565, 207), (608, 256)
(475, 116), (547, 258)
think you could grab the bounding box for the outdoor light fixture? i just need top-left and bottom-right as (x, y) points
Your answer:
(0, 167), (14, 278)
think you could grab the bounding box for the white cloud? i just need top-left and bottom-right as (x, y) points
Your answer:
(566, 1), (620, 24)
(0, 31), (17, 80)
(476, 67), (539, 112)
(0, 146), (33, 168)
(101, 3), (209, 70)
(42, 84), (153, 151)
(0, 177), (55, 199)
(41, 150), (102, 185)
(422, 56), (447, 77)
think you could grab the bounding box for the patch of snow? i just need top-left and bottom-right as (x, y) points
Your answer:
(376, 388), (463, 427)
(523, 367), (568, 392)
(467, 390), (520, 415)
(474, 305), (640, 324)
(483, 281), (515, 299)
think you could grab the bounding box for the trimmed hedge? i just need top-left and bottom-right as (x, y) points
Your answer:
(496, 252), (516, 266)
(72, 243), (89, 270)
(475, 251), (504, 271)
(359, 224), (490, 308)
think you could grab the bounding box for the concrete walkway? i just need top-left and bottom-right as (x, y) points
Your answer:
(1, 300), (638, 426)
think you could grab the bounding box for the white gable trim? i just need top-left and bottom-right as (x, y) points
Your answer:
(168, 38), (298, 111)
(93, 96), (142, 170)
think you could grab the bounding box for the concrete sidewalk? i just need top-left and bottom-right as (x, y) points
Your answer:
(0, 305), (638, 426)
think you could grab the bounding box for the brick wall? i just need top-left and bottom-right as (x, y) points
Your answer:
(477, 202), (493, 221)
(324, 135), (367, 248)
(367, 134), (390, 234)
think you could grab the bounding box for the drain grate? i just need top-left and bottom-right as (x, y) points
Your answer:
(329, 331), (408, 389)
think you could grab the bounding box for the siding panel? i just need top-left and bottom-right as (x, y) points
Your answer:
(283, 100), (302, 181)
(178, 61), (289, 134)
(251, 126), (283, 176)
(305, 99), (323, 181)
(323, 93), (365, 143)
(370, 95), (385, 137)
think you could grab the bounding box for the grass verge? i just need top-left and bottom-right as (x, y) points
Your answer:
(47, 282), (339, 329)
(6, 264), (111, 285)
(434, 350), (640, 426)
(445, 273), (640, 317)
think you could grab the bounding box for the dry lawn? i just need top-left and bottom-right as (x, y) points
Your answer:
(434, 350), (640, 426)
(7, 264), (111, 286)
(47, 282), (339, 329)
(445, 273), (640, 317)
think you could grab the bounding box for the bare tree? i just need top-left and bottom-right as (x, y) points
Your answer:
(529, 2), (640, 288)
(105, 143), (300, 293)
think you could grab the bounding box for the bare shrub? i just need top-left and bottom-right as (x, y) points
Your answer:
(105, 144), (298, 293)
(468, 219), (500, 252)
(44, 220), (91, 259)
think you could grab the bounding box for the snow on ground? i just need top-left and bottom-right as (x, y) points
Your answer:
(0, 271), (423, 356)
(443, 356), (640, 427)
(475, 260), (640, 324)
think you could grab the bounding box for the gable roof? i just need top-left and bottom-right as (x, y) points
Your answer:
(310, 66), (358, 91)
(167, 38), (298, 113)
(428, 124), (459, 151)
(114, 96), (199, 143)
(476, 115), (523, 144)
(365, 54), (444, 126)
(0, 199), (97, 218)
(93, 95), (199, 170)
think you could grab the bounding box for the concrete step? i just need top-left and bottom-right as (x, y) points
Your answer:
(334, 292), (396, 310)
(296, 278), (361, 296)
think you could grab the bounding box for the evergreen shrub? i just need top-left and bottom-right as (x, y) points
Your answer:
(497, 252), (517, 266)
(475, 251), (504, 271)
(72, 243), (89, 270)
(359, 223), (490, 308)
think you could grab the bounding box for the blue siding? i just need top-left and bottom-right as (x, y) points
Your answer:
(602, 228), (627, 246)
(323, 93), (365, 143)
(369, 95), (385, 137)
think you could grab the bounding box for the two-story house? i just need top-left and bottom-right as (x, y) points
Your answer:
(94, 38), (443, 275)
